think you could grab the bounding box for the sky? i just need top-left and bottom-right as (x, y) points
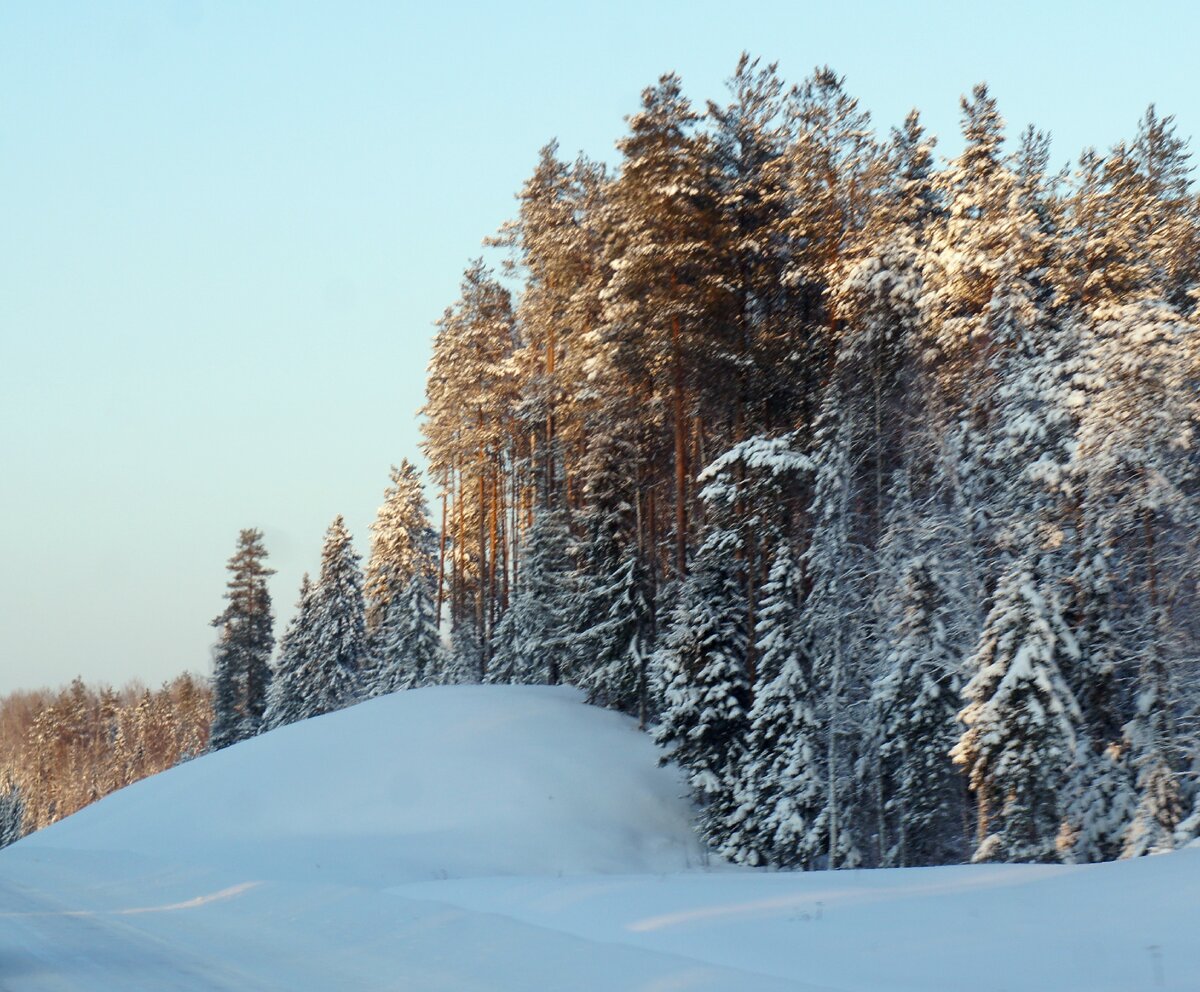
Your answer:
(1, 0), (1197, 696)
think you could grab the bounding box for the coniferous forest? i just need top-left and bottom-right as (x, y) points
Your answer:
(419, 58), (1200, 868)
(6, 57), (1200, 872)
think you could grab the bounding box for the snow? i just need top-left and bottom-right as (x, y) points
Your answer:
(3, 684), (1199, 990)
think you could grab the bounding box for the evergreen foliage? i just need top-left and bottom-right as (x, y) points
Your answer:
(210, 529), (275, 750)
(406, 58), (1200, 868)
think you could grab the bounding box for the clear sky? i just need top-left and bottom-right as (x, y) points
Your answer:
(1, 0), (1196, 696)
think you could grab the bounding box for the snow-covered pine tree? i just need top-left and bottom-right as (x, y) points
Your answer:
(598, 72), (729, 578)
(723, 545), (825, 868)
(209, 529), (275, 750)
(366, 573), (445, 695)
(951, 561), (1082, 863)
(364, 460), (438, 631)
(305, 516), (368, 715)
(263, 573), (317, 730)
(421, 261), (518, 672)
(870, 555), (966, 866)
(654, 547), (750, 847)
(488, 507), (574, 686)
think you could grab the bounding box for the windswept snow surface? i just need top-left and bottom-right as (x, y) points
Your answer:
(1, 685), (1197, 991)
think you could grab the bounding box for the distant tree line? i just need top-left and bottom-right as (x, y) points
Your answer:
(0, 675), (211, 846)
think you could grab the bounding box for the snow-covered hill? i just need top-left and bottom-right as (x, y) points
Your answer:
(18, 684), (708, 885)
(2, 685), (1198, 991)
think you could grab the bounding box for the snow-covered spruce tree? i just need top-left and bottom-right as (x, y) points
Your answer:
(870, 556), (966, 866)
(696, 434), (812, 691)
(1061, 540), (1137, 863)
(573, 433), (655, 720)
(577, 549), (654, 720)
(209, 529), (275, 750)
(801, 388), (870, 869)
(1075, 302), (1198, 855)
(0, 779), (25, 848)
(952, 561), (1082, 863)
(366, 573), (445, 695)
(263, 573), (317, 730)
(654, 548), (750, 847)
(723, 545), (825, 868)
(443, 622), (484, 685)
(488, 507), (574, 686)
(305, 516), (368, 714)
(364, 460), (438, 631)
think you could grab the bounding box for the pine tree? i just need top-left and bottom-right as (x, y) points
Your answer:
(952, 562), (1082, 862)
(598, 72), (730, 578)
(209, 529), (275, 750)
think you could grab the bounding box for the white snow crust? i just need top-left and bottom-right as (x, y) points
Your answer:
(2, 684), (1197, 990)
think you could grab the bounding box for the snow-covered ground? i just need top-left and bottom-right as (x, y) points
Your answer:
(2, 685), (1196, 991)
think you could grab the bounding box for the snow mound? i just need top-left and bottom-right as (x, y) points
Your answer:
(22, 685), (709, 885)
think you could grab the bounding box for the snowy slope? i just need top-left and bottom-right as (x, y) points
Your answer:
(2, 685), (1198, 991)
(17, 685), (708, 885)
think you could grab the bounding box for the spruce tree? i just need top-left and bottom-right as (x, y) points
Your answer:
(209, 529), (275, 750)
(0, 779), (25, 849)
(724, 546), (825, 868)
(654, 553), (750, 846)
(364, 461), (438, 631)
(952, 562), (1082, 862)
(366, 573), (445, 695)
(870, 556), (966, 866)
(264, 573), (317, 730)
(306, 516), (368, 715)
(488, 508), (574, 686)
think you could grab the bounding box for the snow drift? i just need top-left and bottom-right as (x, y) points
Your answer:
(3, 684), (1199, 991)
(18, 684), (708, 884)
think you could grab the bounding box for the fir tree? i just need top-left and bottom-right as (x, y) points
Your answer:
(209, 529), (275, 750)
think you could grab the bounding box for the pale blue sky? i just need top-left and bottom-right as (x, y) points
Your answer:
(1, 1), (1196, 694)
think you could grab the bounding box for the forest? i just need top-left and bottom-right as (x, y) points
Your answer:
(5, 56), (1199, 871)
(419, 57), (1200, 868)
